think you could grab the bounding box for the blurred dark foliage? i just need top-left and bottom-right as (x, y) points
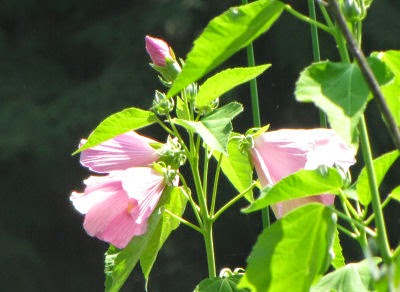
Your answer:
(0, 0), (399, 291)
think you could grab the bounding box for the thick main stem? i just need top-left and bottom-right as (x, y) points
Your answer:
(358, 117), (392, 264)
(203, 220), (216, 277)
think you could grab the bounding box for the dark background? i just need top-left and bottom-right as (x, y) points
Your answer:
(1, 0), (399, 291)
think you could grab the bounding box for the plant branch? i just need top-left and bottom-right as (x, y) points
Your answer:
(358, 116), (392, 264)
(284, 4), (334, 35)
(212, 182), (257, 222)
(165, 209), (202, 233)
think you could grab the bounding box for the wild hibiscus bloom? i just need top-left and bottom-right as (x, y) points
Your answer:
(71, 167), (166, 249)
(250, 128), (356, 218)
(79, 131), (160, 173)
(71, 131), (169, 248)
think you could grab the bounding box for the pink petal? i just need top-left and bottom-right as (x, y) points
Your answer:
(251, 128), (356, 218)
(82, 188), (146, 248)
(272, 194), (335, 218)
(121, 167), (166, 224)
(70, 174), (123, 214)
(253, 131), (309, 183)
(80, 131), (160, 173)
(72, 167), (167, 249)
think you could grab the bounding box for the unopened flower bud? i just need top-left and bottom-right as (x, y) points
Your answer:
(152, 90), (174, 115)
(145, 35), (181, 84)
(342, 0), (365, 22)
(145, 36), (173, 67)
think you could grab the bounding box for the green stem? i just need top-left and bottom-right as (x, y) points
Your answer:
(165, 209), (202, 233)
(241, 0), (270, 229)
(178, 172), (203, 227)
(210, 153), (223, 215)
(212, 182), (257, 222)
(364, 195), (393, 225)
(339, 190), (361, 219)
(337, 223), (357, 239)
(203, 220), (216, 277)
(358, 116), (392, 263)
(202, 147), (210, 203)
(307, 0), (327, 128)
(329, 206), (376, 237)
(284, 4), (334, 35)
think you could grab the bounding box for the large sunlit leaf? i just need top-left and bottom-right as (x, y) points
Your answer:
(374, 50), (400, 126)
(311, 259), (380, 292)
(174, 102), (243, 154)
(195, 65), (271, 108)
(167, 0), (284, 97)
(73, 107), (158, 154)
(104, 186), (187, 292)
(238, 204), (336, 292)
(195, 275), (249, 292)
(213, 134), (254, 202)
(356, 150), (399, 206)
(243, 168), (344, 213)
(295, 58), (393, 146)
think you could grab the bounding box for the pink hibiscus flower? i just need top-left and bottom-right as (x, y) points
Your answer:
(250, 128), (356, 218)
(71, 168), (166, 249)
(71, 131), (169, 248)
(79, 131), (160, 173)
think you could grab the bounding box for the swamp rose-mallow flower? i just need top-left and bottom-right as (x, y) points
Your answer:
(250, 128), (356, 218)
(79, 131), (160, 173)
(71, 167), (166, 249)
(145, 35), (173, 67)
(71, 131), (167, 248)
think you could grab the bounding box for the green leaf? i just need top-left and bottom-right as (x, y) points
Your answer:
(332, 228), (346, 269)
(389, 185), (400, 201)
(195, 275), (249, 292)
(176, 96), (190, 120)
(374, 50), (400, 126)
(174, 102), (243, 154)
(213, 134), (254, 202)
(295, 58), (393, 146)
(104, 186), (187, 292)
(311, 259), (380, 292)
(140, 187), (187, 281)
(167, 0), (284, 97)
(238, 204), (336, 292)
(243, 168), (344, 213)
(73, 107), (158, 154)
(195, 65), (271, 108)
(356, 150), (399, 206)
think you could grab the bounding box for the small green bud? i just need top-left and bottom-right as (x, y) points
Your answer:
(238, 134), (254, 154)
(342, 0), (365, 22)
(151, 90), (174, 115)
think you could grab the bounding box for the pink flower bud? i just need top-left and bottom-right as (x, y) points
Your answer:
(145, 35), (173, 67)
(250, 128), (356, 218)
